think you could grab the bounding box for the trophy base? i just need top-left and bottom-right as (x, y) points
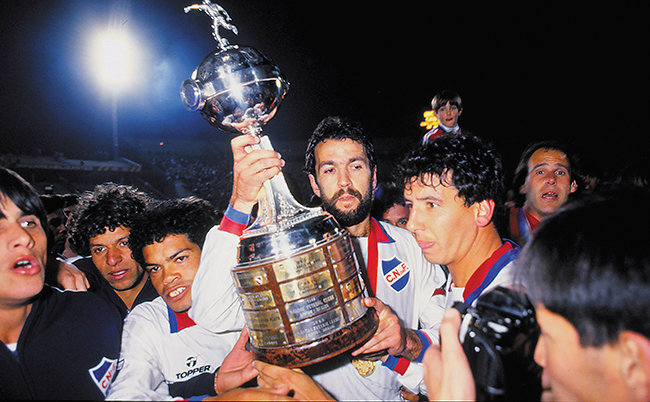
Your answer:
(251, 307), (379, 368)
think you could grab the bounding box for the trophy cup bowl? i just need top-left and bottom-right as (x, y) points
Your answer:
(181, 1), (378, 368)
(180, 45), (287, 135)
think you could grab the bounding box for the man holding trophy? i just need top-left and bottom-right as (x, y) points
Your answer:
(191, 125), (446, 400)
(182, 1), (447, 399)
(302, 117), (448, 399)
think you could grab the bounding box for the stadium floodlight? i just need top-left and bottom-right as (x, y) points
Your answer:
(90, 21), (140, 160)
(91, 27), (140, 93)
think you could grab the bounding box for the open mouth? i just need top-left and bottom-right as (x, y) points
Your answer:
(541, 191), (558, 200)
(13, 257), (41, 275)
(167, 286), (187, 300)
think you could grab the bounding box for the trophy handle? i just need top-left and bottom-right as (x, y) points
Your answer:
(244, 134), (322, 236)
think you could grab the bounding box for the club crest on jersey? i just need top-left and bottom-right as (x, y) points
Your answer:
(382, 257), (410, 292)
(88, 356), (117, 397)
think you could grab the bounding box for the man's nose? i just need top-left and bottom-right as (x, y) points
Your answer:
(337, 170), (351, 188)
(106, 248), (122, 266)
(405, 208), (421, 234)
(546, 173), (557, 185)
(163, 267), (181, 286)
(7, 221), (35, 250)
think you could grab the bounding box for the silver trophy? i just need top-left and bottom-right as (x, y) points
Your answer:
(181, 1), (377, 368)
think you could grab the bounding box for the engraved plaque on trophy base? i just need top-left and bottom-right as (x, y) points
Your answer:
(233, 214), (379, 368)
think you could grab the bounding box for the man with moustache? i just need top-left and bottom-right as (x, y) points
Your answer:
(68, 183), (159, 319)
(301, 116), (447, 400)
(189, 117), (446, 400)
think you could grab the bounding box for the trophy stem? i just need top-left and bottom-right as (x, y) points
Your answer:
(243, 134), (322, 237)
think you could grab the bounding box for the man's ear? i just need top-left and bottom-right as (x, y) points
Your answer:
(570, 180), (578, 193)
(618, 331), (650, 401)
(308, 174), (321, 198)
(474, 199), (495, 227)
(520, 181), (528, 195)
(458, 108), (463, 117)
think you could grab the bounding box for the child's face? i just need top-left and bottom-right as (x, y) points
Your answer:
(434, 102), (462, 128)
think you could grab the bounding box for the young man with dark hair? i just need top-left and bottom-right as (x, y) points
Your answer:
(424, 189), (650, 401)
(508, 141), (579, 245)
(398, 134), (513, 300)
(67, 183), (159, 319)
(0, 167), (121, 400)
(396, 133), (519, 348)
(300, 116), (446, 400)
(421, 90), (464, 144)
(107, 197), (264, 400)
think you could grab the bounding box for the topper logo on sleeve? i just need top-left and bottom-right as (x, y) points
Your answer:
(88, 356), (118, 397)
(382, 257), (410, 292)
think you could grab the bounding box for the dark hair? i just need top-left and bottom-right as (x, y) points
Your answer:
(511, 141), (581, 207)
(67, 183), (153, 256)
(0, 167), (48, 231)
(431, 90), (463, 111)
(303, 116), (376, 177)
(518, 188), (650, 346)
(371, 182), (406, 221)
(128, 197), (221, 268)
(396, 134), (505, 226)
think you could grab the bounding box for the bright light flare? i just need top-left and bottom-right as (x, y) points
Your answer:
(91, 27), (140, 93)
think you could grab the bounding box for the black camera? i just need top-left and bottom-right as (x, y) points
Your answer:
(454, 286), (542, 401)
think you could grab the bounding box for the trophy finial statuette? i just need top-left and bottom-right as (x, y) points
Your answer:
(184, 0), (238, 50)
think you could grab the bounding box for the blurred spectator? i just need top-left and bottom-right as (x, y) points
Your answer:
(508, 141), (580, 246)
(372, 182), (410, 229)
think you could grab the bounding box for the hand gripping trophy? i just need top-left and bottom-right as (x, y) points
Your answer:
(181, 1), (378, 367)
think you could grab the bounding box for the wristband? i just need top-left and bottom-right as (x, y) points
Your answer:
(414, 330), (432, 363)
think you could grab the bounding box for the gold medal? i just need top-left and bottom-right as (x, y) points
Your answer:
(351, 358), (376, 377)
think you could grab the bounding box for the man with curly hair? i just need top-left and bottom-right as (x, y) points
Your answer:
(395, 133), (541, 397)
(67, 183), (158, 319)
(397, 133), (520, 307)
(107, 198), (242, 399)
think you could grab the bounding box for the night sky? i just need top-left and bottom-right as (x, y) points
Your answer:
(1, 1), (647, 180)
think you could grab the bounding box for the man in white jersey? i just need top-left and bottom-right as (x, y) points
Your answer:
(394, 133), (533, 396)
(190, 117), (446, 400)
(107, 198), (239, 400)
(425, 190), (650, 402)
(397, 134), (519, 310)
(300, 116), (446, 400)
